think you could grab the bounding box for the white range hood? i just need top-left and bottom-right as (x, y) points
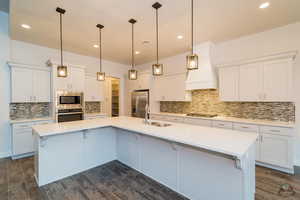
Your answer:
(185, 42), (217, 90)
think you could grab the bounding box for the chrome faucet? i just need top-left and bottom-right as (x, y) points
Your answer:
(144, 104), (150, 124)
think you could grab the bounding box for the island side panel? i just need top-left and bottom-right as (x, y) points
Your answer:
(115, 128), (254, 200)
(36, 127), (117, 186)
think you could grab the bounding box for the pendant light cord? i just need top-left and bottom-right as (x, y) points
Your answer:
(156, 8), (159, 64)
(99, 28), (102, 72)
(191, 0), (194, 54)
(60, 13), (63, 66)
(132, 23), (134, 69)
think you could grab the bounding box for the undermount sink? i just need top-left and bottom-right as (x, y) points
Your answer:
(149, 121), (171, 127)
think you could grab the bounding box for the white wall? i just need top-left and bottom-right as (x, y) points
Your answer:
(137, 22), (300, 166)
(10, 40), (131, 117)
(0, 11), (11, 157)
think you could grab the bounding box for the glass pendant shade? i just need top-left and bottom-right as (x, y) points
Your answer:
(186, 54), (199, 70)
(152, 63), (163, 76)
(128, 69), (138, 80)
(57, 65), (68, 77)
(97, 72), (105, 81)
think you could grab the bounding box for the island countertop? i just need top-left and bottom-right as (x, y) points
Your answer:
(32, 116), (258, 159)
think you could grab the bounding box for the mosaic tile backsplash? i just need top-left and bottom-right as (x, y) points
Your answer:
(160, 89), (295, 122)
(85, 102), (101, 113)
(10, 103), (50, 120)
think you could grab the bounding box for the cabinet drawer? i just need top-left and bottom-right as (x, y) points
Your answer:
(184, 118), (212, 127)
(260, 126), (293, 136)
(164, 116), (184, 123)
(35, 120), (53, 125)
(212, 121), (233, 129)
(151, 115), (166, 121)
(233, 123), (259, 132)
(13, 123), (34, 129)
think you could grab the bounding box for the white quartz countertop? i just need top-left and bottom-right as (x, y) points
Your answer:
(10, 117), (54, 124)
(32, 116), (258, 159)
(151, 112), (295, 128)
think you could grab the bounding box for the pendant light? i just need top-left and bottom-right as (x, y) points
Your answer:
(96, 24), (105, 81)
(186, 0), (198, 70)
(128, 19), (138, 80)
(152, 2), (163, 76)
(56, 7), (68, 78)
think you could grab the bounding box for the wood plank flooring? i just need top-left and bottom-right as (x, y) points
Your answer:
(0, 157), (299, 200)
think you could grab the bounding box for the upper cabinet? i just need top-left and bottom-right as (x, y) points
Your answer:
(85, 74), (104, 102)
(129, 73), (151, 91)
(53, 64), (85, 92)
(153, 73), (191, 102)
(219, 66), (239, 101)
(218, 51), (297, 102)
(9, 62), (51, 103)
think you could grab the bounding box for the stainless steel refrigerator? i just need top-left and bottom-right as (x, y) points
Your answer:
(131, 90), (149, 118)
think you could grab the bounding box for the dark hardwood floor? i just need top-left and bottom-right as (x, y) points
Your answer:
(0, 157), (299, 200)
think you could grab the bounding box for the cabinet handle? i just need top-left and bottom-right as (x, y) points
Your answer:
(241, 126), (249, 129)
(270, 129), (280, 133)
(260, 135), (263, 142)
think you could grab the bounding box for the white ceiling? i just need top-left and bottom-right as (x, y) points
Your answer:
(10, 0), (300, 65)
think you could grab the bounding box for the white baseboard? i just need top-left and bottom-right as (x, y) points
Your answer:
(0, 151), (11, 159)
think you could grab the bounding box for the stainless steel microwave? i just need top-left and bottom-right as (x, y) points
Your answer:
(56, 92), (83, 108)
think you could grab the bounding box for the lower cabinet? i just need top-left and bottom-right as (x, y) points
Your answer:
(140, 135), (178, 191)
(260, 133), (293, 169)
(116, 129), (140, 170)
(12, 120), (53, 158)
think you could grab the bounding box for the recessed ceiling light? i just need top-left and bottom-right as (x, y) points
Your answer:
(93, 44), (99, 48)
(177, 35), (183, 39)
(259, 2), (270, 9)
(135, 51), (140, 55)
(21, 24), (31, 29)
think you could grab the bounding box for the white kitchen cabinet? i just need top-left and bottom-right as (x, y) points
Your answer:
(12, 120), (53, 158)
(85, 75), (104, 102)
(233, 123), (261, 161)
(260, 133), (293, 169)
(239, 63), (263, 101)
(263, 59), (293, 102)
(184, 118), (212, 127)
(212, 120), (233, 129)
(10, 65), (51, 103)
(83, 128), (116, 169)
(219, 66), (239, 101)
(140, 135), (178, 191)
(55, 66), (85, 92)
(153, 73), (191, 102)
(129, 73), (151, 91)
(116, 129), (140, 171)
(218, 52), (296, 102)
(84, 114), (107, 120)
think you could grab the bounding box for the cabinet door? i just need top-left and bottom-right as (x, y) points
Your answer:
(140, 136), (178, 191)
(260, 133), (292, 169)
(166, 73), (190, 101)
(71, 68), (85, 92)
(85, 76), (96, 102)
(116, 130), (140, 170)
(33, 70), (50, 102)
(239, 63), (263, 101)
(263, 59), (293, 102)
(13, 128), (34, 155)
(153, 76), (167, 101)
(11, 67), (33, 102)
(83, 128), (116, 169)
(219, 67), (239, 101)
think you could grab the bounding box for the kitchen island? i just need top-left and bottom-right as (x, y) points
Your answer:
(32, 116), (257, 200)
